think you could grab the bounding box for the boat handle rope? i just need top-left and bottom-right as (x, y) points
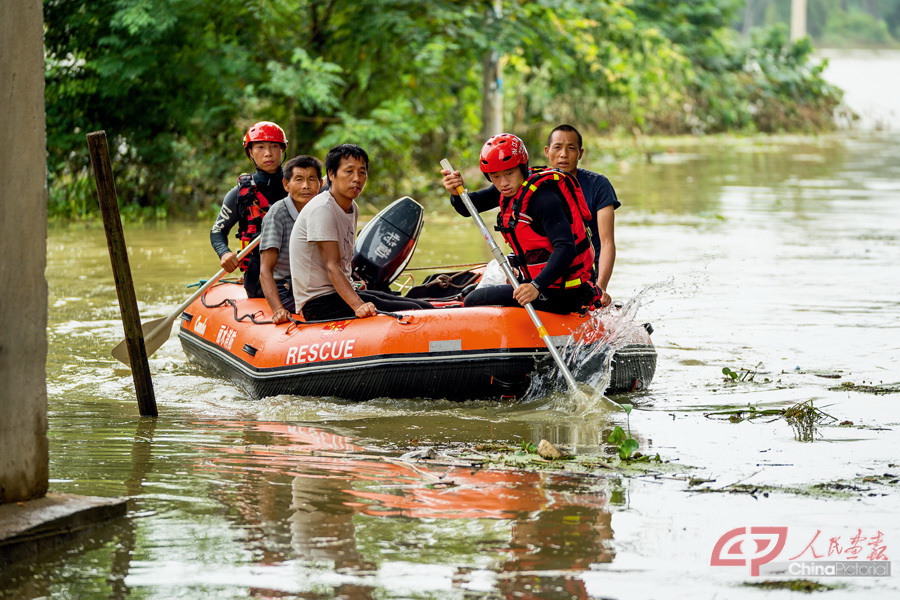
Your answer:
(199, 287), (412, 329)
(402, 262), (486, 271)
(200, 292), (273, 325)
(377, 309), (411, 324)
(285, 316), (306, 334)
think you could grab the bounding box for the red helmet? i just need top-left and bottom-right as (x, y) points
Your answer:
(479, 133), (528, 173)
(243, 121), (287, 151)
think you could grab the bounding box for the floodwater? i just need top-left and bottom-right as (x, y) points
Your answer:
(819, 49), (900, 132)
(5, 66), (900, 600)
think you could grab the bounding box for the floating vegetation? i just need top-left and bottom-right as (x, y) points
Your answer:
(705, 404), (786, 423)
(419, 438), (669, 475)
(829, 381), (900, 395)
(859, 473), (900, 486)
(742, 579), (839, 593)
(607, 403), (640, 460)
(691, 483), (773, 499)
(805, 473), (900, 498)
(792, 367), (844, 379)
(686, 476), (893, 500)
(705, 400), (837, 442)
(784, 400), (838, 442)
(722, 363), (763, 382)
(811, 481), (869, 494)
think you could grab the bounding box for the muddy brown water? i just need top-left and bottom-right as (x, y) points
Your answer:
(6, 132), (894, 599)
(8, 76), (900, 597)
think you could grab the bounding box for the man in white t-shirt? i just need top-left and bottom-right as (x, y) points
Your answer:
(289, 144), (432, 321)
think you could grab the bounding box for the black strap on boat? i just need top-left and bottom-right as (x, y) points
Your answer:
(377, 309), (411, 324)
(285, 315), (306, 334)
(197, 296), (411, 332)
(200, 292), (273, 325)
(423, 271), (480, 290)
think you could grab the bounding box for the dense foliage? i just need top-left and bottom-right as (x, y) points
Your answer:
(44, 0), (845, 218)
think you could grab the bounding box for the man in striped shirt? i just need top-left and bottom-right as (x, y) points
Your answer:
(259, 155), (323, 323)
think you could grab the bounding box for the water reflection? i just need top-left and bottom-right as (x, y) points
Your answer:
(193, 422), (615, 599)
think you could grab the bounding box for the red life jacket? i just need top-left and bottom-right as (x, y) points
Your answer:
(496, 168), (596, 293)
(235, 173), (270, 271)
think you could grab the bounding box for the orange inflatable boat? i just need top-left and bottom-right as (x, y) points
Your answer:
(177, 283), (655, 400)
(178, 197), (656, 400)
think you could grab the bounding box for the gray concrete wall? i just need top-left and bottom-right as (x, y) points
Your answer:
(0, 0), (49, 503)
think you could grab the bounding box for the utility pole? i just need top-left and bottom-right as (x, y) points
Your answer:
(791, 0), (808, 41)
(481, 0), (503, 139)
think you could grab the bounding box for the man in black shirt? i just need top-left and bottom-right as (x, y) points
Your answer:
(441, 133), (600, 314)
(544, 124), (619, 306)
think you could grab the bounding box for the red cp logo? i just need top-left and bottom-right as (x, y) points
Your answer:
(710, 527), (789, 576)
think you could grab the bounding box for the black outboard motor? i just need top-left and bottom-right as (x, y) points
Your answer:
(352, 196), (424, 291)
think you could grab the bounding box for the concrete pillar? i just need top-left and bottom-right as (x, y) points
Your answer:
(481, 0), (504, 139)
(481, 50), (504, 139)
(791, 0), (808, 41)
(0, 0), (48, 503)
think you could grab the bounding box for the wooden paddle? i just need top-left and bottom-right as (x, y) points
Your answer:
(110, 236), (263, 365)
(440, 159), (586, 396)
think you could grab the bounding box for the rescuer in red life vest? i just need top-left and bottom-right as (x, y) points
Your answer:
(210, 121), (289, 299)
(441, 133), (602, 314)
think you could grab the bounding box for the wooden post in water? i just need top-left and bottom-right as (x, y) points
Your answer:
(86, 131), (158, 418)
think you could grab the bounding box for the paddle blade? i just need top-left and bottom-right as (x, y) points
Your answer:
(110, 316), (175, 365)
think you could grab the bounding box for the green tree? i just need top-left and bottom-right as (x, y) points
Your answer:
(499, 0), (690, 142)
(45, 0), (690, 211)
(244, 0), (687, 199)
(43, 0), (845, 218)
(45, 0), (251, 213)
(631, 0), (843, 133)
(821, 7), (895, 46)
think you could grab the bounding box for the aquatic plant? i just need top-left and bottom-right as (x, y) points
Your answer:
(519, 440), (538, 454)
(742, 579), (838, 593)
(607, 403), (640, 460)
(722, 362), (763, 382)
(784, 399), (837, 443)
(705, 399), (837, 442)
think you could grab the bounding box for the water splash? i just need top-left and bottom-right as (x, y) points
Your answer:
(526, 279), (674, 415)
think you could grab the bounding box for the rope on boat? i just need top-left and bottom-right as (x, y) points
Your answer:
(187, 277), (241, 288)
(200, 288), (274, 325)
(422, 271), (480, 290)
(401, 262), (486, 271)
(285, 315), (307, 334)
(194, 264), (485, 328)
(376, 309), (412, 324)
